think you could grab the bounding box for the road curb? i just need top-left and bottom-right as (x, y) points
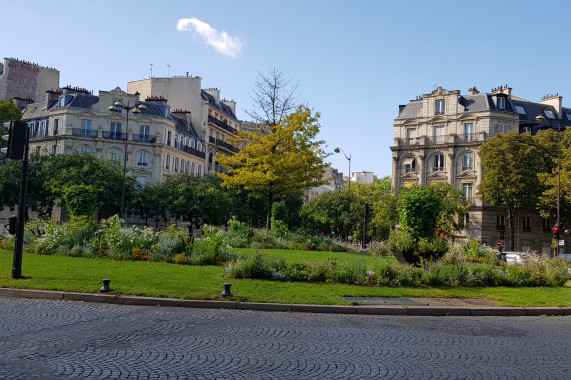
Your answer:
(0, 288), (569, 317)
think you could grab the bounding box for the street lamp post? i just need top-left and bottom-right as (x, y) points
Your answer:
(109, 100), (146, 219)
(535, 115), (566, 257)
(334, 147), (351, 240)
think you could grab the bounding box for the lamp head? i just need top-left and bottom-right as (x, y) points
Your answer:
(113, 101), (125, 108)
(108, 106), (118, 112)
(334, 147), (340, 153)
(137, 104), (147, 110)
(132, 108), (141, 114)
(535, 115), (545, 123)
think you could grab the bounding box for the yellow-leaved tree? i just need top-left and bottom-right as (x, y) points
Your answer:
(216, 106), (329, 229)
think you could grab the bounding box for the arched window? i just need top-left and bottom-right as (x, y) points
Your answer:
(403, 156), (416, 173)
(108, 148), (121, 161)
(462, 152), (474, 171)
(433, 154), (444, 171)
(77, 145), (93, 153)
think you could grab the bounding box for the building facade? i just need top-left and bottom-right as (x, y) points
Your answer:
(350, 171), (375, 184)
(127, 76), (241, 174)
(391, 85), (570, 254)
(0, 58), (59, 105)
(21, 87), (206, 185)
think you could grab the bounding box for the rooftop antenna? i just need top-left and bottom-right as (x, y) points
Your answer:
(167, 64), (172, 77)
(150, 63), (154, 78)
(433, 83), (438, 91)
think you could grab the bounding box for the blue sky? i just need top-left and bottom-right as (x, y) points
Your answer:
(4, 0), (571, 178)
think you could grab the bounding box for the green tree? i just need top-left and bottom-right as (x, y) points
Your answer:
(62, 184), (99, 217)
(216, 107), (329, 229)
(398, 187), (443, 240)
(478, 131), (550, 250)
(130, 182), (168, 228)
(42, 152), (137, 217)
(536, 128), (571, 228)
(164, 174), (233, 226)
(300, 189), (351, 235)
(0, 152), (56, 218)
(0, 99), (22, 150)
(428, 182), (469, 235)
(393, 186), (449, 263)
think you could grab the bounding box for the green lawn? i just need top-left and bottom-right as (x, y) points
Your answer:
(1, 249), (570, 307)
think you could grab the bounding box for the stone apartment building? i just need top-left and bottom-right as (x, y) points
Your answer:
(1, 58), (243, 229)
(127, 76), (241, 174)
(391, 85), (570, 254)
(21, 86), (206, 186)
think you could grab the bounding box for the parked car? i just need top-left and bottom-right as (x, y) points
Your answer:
(503, 251), (528, 266)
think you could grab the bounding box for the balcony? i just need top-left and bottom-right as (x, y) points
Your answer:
(461, 133), (474, 142)
(433, 136), (446, 144)
(208, 115), (237, 134)
(209, 136), (239, 153)
(102, 131), (126, 141)
(394, 132), (487, 147)
(132, 134), (157, 143)
(182, 145), (206, 159)
(71, 128), (98, 138)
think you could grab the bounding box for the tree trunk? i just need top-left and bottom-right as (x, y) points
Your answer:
(266, 195), (273, 230)
(507, 207), (516, 251)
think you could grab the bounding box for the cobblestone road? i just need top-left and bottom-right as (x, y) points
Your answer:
(0, 297), (569, 379)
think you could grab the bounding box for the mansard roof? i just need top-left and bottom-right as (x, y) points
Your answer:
(396, 89), (567, 125)
(171, 113), (200, 139)
(201, 90), (237, 120)
(398, 100), (422, 119)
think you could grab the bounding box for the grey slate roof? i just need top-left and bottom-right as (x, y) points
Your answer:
(397, 91), (568, 134)
(171, 114), (200, 139)
(201, 90), (237, 120)
(397, 100), (422, 119)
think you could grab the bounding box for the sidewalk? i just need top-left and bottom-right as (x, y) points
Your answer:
(1, 288), (570, 317)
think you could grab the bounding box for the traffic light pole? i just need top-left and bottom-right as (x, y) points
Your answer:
(12, 127), (30, 279)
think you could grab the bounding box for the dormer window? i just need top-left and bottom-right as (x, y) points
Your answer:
(435, 99), (445, 115)
(515, 106), (526, 115)
(497, 97), (506, 110)
(544, 110), (555, 119)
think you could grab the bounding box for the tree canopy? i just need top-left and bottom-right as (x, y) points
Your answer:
(478, 131), (550, 250)
(216, 107), (329, 229)
(536, 128), (571, 227)
(0, 99), (22, 150)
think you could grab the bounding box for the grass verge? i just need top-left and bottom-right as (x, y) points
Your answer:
(1, 249), (570, 307)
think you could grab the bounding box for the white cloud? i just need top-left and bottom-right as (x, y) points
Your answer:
(177, 18), (243, 58)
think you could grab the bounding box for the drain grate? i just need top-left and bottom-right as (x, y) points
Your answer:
(344, 297), (427, 306)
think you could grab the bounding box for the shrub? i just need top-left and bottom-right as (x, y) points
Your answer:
(368, 241), (392, 257)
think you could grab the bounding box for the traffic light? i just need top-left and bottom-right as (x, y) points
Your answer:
(7, 215), (17, 235)
(553, 226), (560, 240)
(330, 226), (335, 236)
(1, 121), (27, 160)
(365, 203), (373, 218)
